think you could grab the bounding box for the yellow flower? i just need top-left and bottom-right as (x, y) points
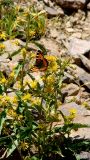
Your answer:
(44, 86), (54, 93)
(9, 71), (15, 78)
(30, 80), (37, 89)
(21, 48), (27, 58)
(0, 44), (5, 50)
(29, 30), (36, 37)
(10, 96), (18, 110)
(22, 93), (31, 102)
(0, 32), (6, 40)
(69, 108), (77, 115)
(12, 40), (20, 46)
(68, 108), (77, 120)
(49, 61), (58, 72)
(0, 78), (7, 84)
(30, 52), (36, 58)
(14, 81), (22, 90)
(46, 74), (55, 84)
(45, 55), (57, 61)
(31, 97), (41, 106)
(20, 141), (29, 151)
(7, 109), (17, 118)
(0, 95), (11, 107)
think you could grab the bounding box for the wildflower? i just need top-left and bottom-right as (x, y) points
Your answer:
(9, 71), (15, 78)
(20, 141), (29, 151)
(45, 55), (57, 61)
(0, 32), (6, 40)
(30, 80), (37, 89)
(0, 78), (7, 84)
(29, 30), (36, 37)
(49, 61), (59, 72)
(7, 109), (17, 118)
(30, 52), (36, 58)
(46, 74), (55, 85)
(21, 48), (27, 59)
(44, 86), (54, 93)
(12, 40), (20, 46)
(14, 81), (22, 90)
(0, 44), (5, 50)
(0, 95), (11, 107)
(69, 108), (77, 116)
(31, 97), (41, 106)
(22, 93), (31, 102)
(68, 108), (77, 120)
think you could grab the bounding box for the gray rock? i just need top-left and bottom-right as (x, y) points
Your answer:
(79, 54), (90, 72)
(74, 65), (90, 90)
(39, 38), (60, 56)
(67, 38), (90, 59)
(60, 102), (90, 138)
(50, 28), (59, 38)
(62, 83), (79, 96)
(77, 152), (90, 160)
(43, 0), (49, 5)
(51, 0), (86, 10)
(60, 102), (90, 117)
(87, 2), (90, 9)
(45, 6), (61, 17)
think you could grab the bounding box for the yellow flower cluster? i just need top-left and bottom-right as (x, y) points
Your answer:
(0, 44), (5, 50)
(22, 93), (31, 102)
(7, 108), (17, 119)
(0, 78), (7, 85)
(30, 80), (38, 89)
(31, 97), (41, 106)
(45, 55), (59, 72)
(0, 95), (11, 107)
(0, 32), (6, 40)
(20, 141), (29, 151)
(45, 55), (57, 61)
(21, 48), (27, 59)
(12, 39), (20, 46)
(46, 74), (55, 85)
(25, 79), (38, 89)
(66, 108), (77, 123)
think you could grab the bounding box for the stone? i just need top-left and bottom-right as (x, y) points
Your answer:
(50, 28), (59, 38)
(39, 38), (60, 56)
(62, 83), (79, 96)
(45, 6), (60, 17)
(60, 102), (90, 117)
(87, 2), (90, 9)
(79, 54), (90, 72)
(73, 65), (90, 90)
(43, 0), (49, 5)
(67, 38), (90, 59)
(60, 102), (90, 138)
(51, 0), (86, 10)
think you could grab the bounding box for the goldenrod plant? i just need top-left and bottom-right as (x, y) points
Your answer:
(0, 1), (90, 160)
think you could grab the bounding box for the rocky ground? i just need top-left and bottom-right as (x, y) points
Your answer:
(0, 0), (90, 158)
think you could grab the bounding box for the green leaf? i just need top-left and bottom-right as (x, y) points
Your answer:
(30, 156), (41, 160)
(0, 110), (7, 134)
(6, 139), (19, 158)
(54, 123), (90, 133)
(7, 48), (22, 59)
(0, 85), (4, 94)
(32, 41), (47, 55)
(14, 62), (23, 79)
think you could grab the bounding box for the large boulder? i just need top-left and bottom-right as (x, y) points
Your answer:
(51, 0), (86, 10)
